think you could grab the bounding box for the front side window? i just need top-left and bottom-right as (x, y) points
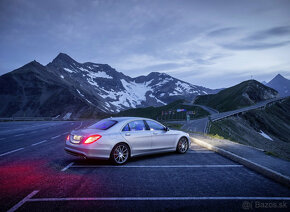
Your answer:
(146, 120), (165, 131)
(128, 120), (147, 131)
(88, 119), (117, 130)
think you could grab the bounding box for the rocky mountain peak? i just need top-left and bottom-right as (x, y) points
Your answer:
(271, 74), (286, 82)
(50, 53), (78, 66)
(267, 74), (290, 97)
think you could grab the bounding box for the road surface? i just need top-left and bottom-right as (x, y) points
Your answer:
(0, 121), (289, 211)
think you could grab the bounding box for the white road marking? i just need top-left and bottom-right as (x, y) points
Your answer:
(31, 140), (48, 146)
(7, 190), (39, 212)
(0, 148), (25, 157)
(70, 165), (243, 168)
(190, 148), (208, 151)
(27, 196), (290, 202)
(61, 162), (74, 171)
(51, 135), (61, 139)
(14, 133), (25, 137)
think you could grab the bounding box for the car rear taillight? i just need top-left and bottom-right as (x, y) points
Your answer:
(66, 135), (70, 141)
(83, 135), (102, 144)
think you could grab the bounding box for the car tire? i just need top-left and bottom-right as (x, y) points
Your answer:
(176, 137), (189, 154)
(110, 143), (130, 165)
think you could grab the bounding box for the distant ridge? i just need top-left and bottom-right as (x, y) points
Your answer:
(195, 80), (279, 112)
(266, 74), (290, 97)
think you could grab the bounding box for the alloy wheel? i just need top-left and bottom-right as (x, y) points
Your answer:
(178, 137), (188, 153)
(113, 144), (129, 164)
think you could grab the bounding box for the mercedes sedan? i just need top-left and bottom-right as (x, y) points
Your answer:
(65, 117), (190, 164)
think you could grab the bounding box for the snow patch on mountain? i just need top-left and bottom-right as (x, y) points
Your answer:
(76, 89), (84, 97)
(121, 79), (153, 101)
(63, 112), (72, 120)
(76, 89), (93, 105)
(97, 79), (155, 112)
(259, 130), (273, 141)
(78, 67), (88, 72)
(149, 93), (166, 105)
(86, 71), (112, 79)
(63, 67), (75, 73)
(156, 77), (173, 86)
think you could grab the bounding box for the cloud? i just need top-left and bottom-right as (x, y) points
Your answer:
(221, 40), (290, 50)
(207, 27), (239, 37)
(219, 26), (290, 51)
(0, 0), (290, 88)
(243, 25), (290, 41)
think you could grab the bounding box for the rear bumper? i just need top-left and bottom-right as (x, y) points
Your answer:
(65, 148), (86, 158)
(64, 141), (111, 159)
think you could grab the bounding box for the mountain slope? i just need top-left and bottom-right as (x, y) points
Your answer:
(0, 53), (218, 118)
(266, 74), (290, 97)
(194, 80), (278, 112)
(209, 97), (290, 161)
(117, 99), (210, 120)
(0, 61), (102, 118)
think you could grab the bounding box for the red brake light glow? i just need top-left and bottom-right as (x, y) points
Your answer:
(83, 135), (102, 144)
(66, 135), (70, 141)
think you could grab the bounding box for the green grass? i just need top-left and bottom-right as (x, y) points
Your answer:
(265, 151), (277, 157)
(195, 80), (278, 112)
(162, 123), (183, 130)
(207, 134), (225, 140)
(209, 119), (250, 143)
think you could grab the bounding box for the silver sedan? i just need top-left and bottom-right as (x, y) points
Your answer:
(65, 117), (190, 164)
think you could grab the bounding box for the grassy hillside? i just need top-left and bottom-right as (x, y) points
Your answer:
(117, 99), (209, 120)
(195, 80), (278, 112)
(209, 97), (290, 161)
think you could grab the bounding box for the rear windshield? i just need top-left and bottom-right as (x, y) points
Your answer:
(87, 120), (118, 130)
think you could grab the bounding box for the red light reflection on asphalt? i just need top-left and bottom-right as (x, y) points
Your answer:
(0, 160), (86, 196)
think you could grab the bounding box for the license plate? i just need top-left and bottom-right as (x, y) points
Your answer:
(70, 135), (82, 144)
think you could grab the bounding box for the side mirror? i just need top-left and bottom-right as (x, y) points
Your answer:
(165, 127), (170, 131)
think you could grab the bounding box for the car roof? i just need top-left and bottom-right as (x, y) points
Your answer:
(104, 117), (154, 122)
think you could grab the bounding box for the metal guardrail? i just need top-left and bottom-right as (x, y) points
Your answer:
(203, 97), (286, 133)
(210, 97), (286, 122)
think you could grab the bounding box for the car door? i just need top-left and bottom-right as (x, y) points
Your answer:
(145, 120), (175, 150)
(121, 120), (152, 155)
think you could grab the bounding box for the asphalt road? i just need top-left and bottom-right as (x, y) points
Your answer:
(0, 121), (289, 211)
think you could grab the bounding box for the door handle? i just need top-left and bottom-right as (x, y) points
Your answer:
(125, 133), (130, 136)
(153, 132), (158, 135)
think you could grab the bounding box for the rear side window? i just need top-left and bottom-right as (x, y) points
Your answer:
(122, 124), (130, 131)
(88, 120), (117, 130)
(146, 120), (165, 131)
(128, 120), (147, 131)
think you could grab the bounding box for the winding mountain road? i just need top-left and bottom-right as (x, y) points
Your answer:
(181, 97), (286, 133)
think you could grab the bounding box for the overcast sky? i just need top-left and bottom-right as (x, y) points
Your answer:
(0, 0), (289, 88)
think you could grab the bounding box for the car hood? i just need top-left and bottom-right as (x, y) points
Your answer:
(71, 128), (105, 137)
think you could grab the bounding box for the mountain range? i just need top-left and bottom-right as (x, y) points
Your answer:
(0, 53), (219, 118)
